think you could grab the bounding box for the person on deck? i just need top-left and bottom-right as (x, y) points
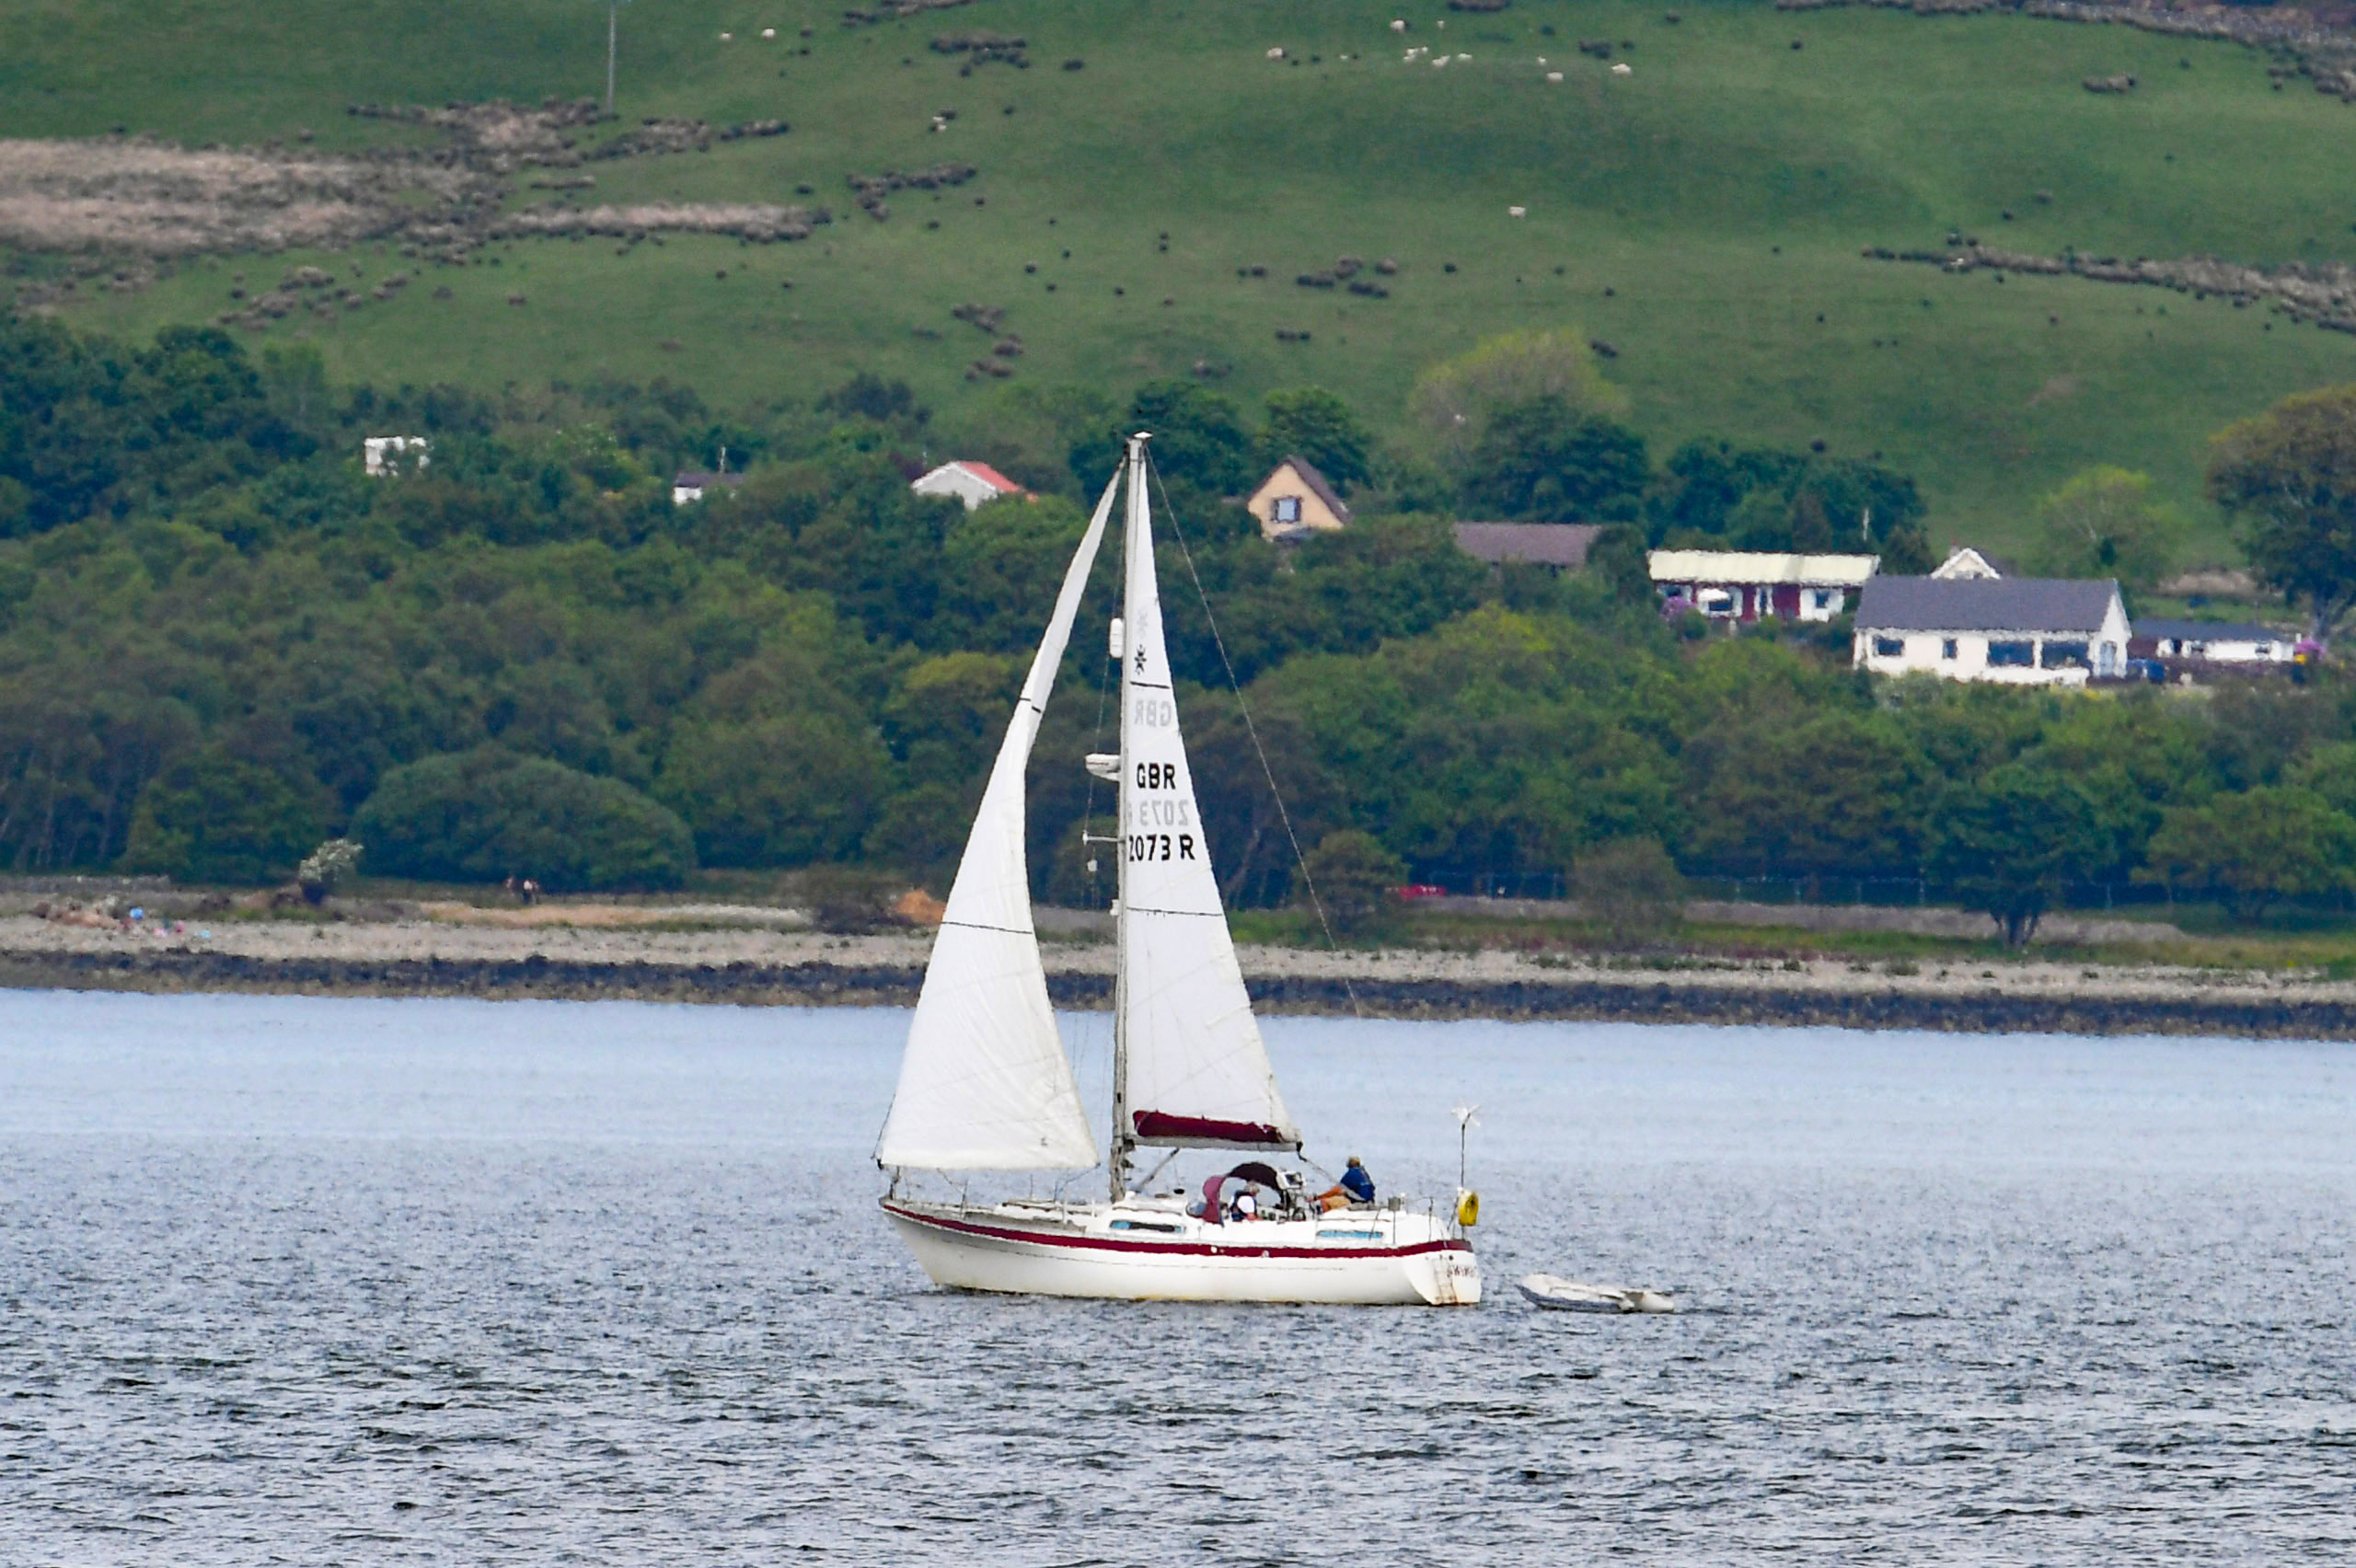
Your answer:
(1317, 1157), (1375, 1213)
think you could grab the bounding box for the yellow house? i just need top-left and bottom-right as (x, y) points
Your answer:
(1245, 456), (1352, 541)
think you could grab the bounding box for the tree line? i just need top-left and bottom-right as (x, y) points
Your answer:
(5, 317), (2355, 938)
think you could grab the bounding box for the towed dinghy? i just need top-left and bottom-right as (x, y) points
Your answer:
(1518, 1274), (1676, 1314)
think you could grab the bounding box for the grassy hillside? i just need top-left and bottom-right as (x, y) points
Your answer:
(8, 0), (2356, 553)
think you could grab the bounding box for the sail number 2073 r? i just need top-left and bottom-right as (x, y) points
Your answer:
(1127, 832), (1196, 862)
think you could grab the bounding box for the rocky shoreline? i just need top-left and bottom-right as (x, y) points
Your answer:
(7, 917), (2356, 1039)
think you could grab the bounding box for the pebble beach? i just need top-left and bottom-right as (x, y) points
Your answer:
(8, 908), (2356, 1039)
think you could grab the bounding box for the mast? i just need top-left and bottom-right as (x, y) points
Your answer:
(1109, 432), (1148, 1202)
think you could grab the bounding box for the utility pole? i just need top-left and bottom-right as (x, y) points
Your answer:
(602, 1), (628, 115)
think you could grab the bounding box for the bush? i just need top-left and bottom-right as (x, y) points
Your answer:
(353, 749), (695, 891)
(1301, 829), (1406, 937)
(121, 748), (324, 886)
(1575, 836), (1683, 944)
(296, 837), (364, 902)
(801, 863), (900, 933)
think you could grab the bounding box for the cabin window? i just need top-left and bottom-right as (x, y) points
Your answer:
(2254, 642), (2274, 657)
(1872, 636), (1904, 658)
(2041, 640), (2090, 669)
(1988, 640), (2034, 667)
(1273, 496), (1301, 523)
(1941, 638), (1958, 661)
(1699, 589), (1736, 617)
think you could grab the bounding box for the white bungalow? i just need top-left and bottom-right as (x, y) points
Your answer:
(1647, 549), (1879, 622)
(912, 459), (1030, 512)
(1854, 576), (2130, 686)
(672, 469), (745, 505)
(2130, 618), (2294, 665)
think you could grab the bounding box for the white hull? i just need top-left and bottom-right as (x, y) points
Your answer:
(884, 1196), (1481, 1306)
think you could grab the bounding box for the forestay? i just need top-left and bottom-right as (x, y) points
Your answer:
(1116, 450), (1299, 1150)
(875, 475), (1118, 1170)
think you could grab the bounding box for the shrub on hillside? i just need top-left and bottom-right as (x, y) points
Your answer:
(1302, 829), (1406, 937)
(121, 748), (325, 886)
(353, 749), (695, 891)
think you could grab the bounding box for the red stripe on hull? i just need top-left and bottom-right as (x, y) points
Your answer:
(883, 1201), (1470, 1262)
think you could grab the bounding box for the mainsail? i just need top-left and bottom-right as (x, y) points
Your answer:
(875, 476), (1119, 1170)
(1115, 441), (1299, 1150)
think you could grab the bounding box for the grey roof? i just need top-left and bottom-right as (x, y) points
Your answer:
(1453, 522), (1604, 568)
(1854, 575), (2120, 634)
(2133, 617), (2281, 644)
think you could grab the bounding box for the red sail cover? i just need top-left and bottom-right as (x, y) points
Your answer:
(1132, 1111), (1297, 1148)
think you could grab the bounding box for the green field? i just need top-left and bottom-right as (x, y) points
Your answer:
(9, 0), (2356, 553)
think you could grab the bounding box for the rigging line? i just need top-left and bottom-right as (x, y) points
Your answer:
(1143, 452), (1363, 1021)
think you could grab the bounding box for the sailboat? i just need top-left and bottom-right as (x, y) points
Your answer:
(874, 434), (1481, 1307)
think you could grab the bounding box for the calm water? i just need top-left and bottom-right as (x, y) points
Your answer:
(2, 992), (2351, 1564)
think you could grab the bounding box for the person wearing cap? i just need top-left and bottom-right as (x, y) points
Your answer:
(1316, 1157), (1376, 1213)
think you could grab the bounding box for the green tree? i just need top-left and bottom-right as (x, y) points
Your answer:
(655, 711), (888, 867)
(2208, 385), (2356, 643)
(937, 494), (1093, 652)
(2137, 786), (2356, 922)
(1574, 836), (1684, 945)
(354, 749), (695, 890)
(1584, 524), (1653, 603)
(1926, 765), (2107, 945)
(1461, 395), (1649, 523)
(883, 651), (1021, 790)
(1408, 329), (1629, 466)
(1071, 381), (1253, 501)
(1300, 828), (1406, 937)
(2030, 466), (2182, 593)
(121, 747), (323, 885)
(1683, 709), (1926, 882)
(1259, 386), (1373, 490)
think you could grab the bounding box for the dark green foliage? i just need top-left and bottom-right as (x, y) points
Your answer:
(655, 711), (888, 867)
(1259, 387), (1374, 490)
(1585, 524), (1653, 604)
(15, 313), (2356, 921)
(817, 373), (927, 428)
(2208, 385), (2356, 642)
(1684, 709), (1923, 880)
(1651, 438), (1931, 570)
(1301, 828), (1406, 937)
(1926, 764), (2108, 944)
(354, 749), (695, 891)
(1574, 836), (1684, 944)
(2139, 786), (2356, 921)
(1072, 381), (1254, 505)
(1461, 396), (1648, 523)
(121, 747), (323, 885)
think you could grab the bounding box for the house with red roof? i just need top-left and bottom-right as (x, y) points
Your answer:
(912, 459), (1032, 512)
